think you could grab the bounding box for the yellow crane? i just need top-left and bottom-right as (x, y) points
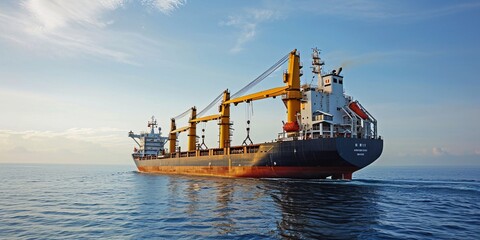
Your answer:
(169, 49), (302, 153)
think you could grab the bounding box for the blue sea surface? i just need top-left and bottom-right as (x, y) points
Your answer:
(0, 164), (479, 239)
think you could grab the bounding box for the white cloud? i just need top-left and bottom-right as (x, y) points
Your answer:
(0, 128), (127, 148)
(218, 1), (480, 53)
(432, 147), (448, 156)
(0, 0), (185, 64)
(22, 0), (124, 32)
(142, 0), (186, 14)
(221, 9), (279, 53)
(0, 128), (133, 165)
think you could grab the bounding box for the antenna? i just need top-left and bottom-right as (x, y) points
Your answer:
(311, 47), (325, 90)
(148, 116), (157, 133)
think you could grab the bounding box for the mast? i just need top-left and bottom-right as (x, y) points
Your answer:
(169, 118), (176, 153)
(187, 107), (197, 151)
(282, 49), (302, 134)
(219, 90), (231, 148)
(147, 116), (157, 134)
(311, 47), (324, 90)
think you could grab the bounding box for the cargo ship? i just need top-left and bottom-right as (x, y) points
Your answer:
(129, 49), (383, 179)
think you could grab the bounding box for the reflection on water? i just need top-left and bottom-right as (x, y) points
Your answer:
(262, 180), (381, 239)
(139, 174), (382, 239)
(213, 181), (235, 235)
(2, 165), (478, 239)
(185, 180), (200, 215)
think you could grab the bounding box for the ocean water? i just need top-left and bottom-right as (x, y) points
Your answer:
(0, 164), (479, 239)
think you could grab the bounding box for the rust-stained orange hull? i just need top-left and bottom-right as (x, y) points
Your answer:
(137, 166), (355, 179)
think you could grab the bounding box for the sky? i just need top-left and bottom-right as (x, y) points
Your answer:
(0, 0), (479, 166)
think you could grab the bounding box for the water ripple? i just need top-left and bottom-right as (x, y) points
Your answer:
(0, 164), (479, 239)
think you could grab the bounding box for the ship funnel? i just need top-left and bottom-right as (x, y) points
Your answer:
(337, 67), (342, 75)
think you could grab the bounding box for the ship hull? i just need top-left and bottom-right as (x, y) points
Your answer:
(133, 138), (383, 179)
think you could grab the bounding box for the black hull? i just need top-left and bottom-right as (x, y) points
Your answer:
(134, 138), (383, 179)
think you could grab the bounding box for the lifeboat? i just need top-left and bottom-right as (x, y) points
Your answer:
(348, 102), (369, 120)
(283, 121), (300, 132)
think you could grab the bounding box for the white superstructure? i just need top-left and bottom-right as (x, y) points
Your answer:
(298, 48), (378, 140)
(129, 116), (168, 157)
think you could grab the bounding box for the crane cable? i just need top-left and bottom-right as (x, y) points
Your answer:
(197, 91), (223, 118)
(231, 52), (290, 99)
(174, 51), (290, 120)
(242, 102), (254, 146)
(199, 122), (208, 150)
(173, 108), (191, 120)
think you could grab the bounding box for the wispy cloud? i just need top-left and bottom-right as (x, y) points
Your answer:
(221, 9), (279, 53)
(219, 1), (480, 53)
(142, 0), (186, 14)
(419, 146), (479, 158)
(0, 127), (134, 165)
(0, 128), (127, 150)
(0, 0), (185, 64)
(22, 0), (124, 31)
(432, 147), (449, 156)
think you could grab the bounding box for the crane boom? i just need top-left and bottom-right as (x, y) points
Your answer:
(168, 49), (301, 152)
(189, 114), (222, 123)
(197, 91), (224, 118)
(231, 53), (289, 99)
(224, 86), (288, 105)
(170, 126), (189, 134)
